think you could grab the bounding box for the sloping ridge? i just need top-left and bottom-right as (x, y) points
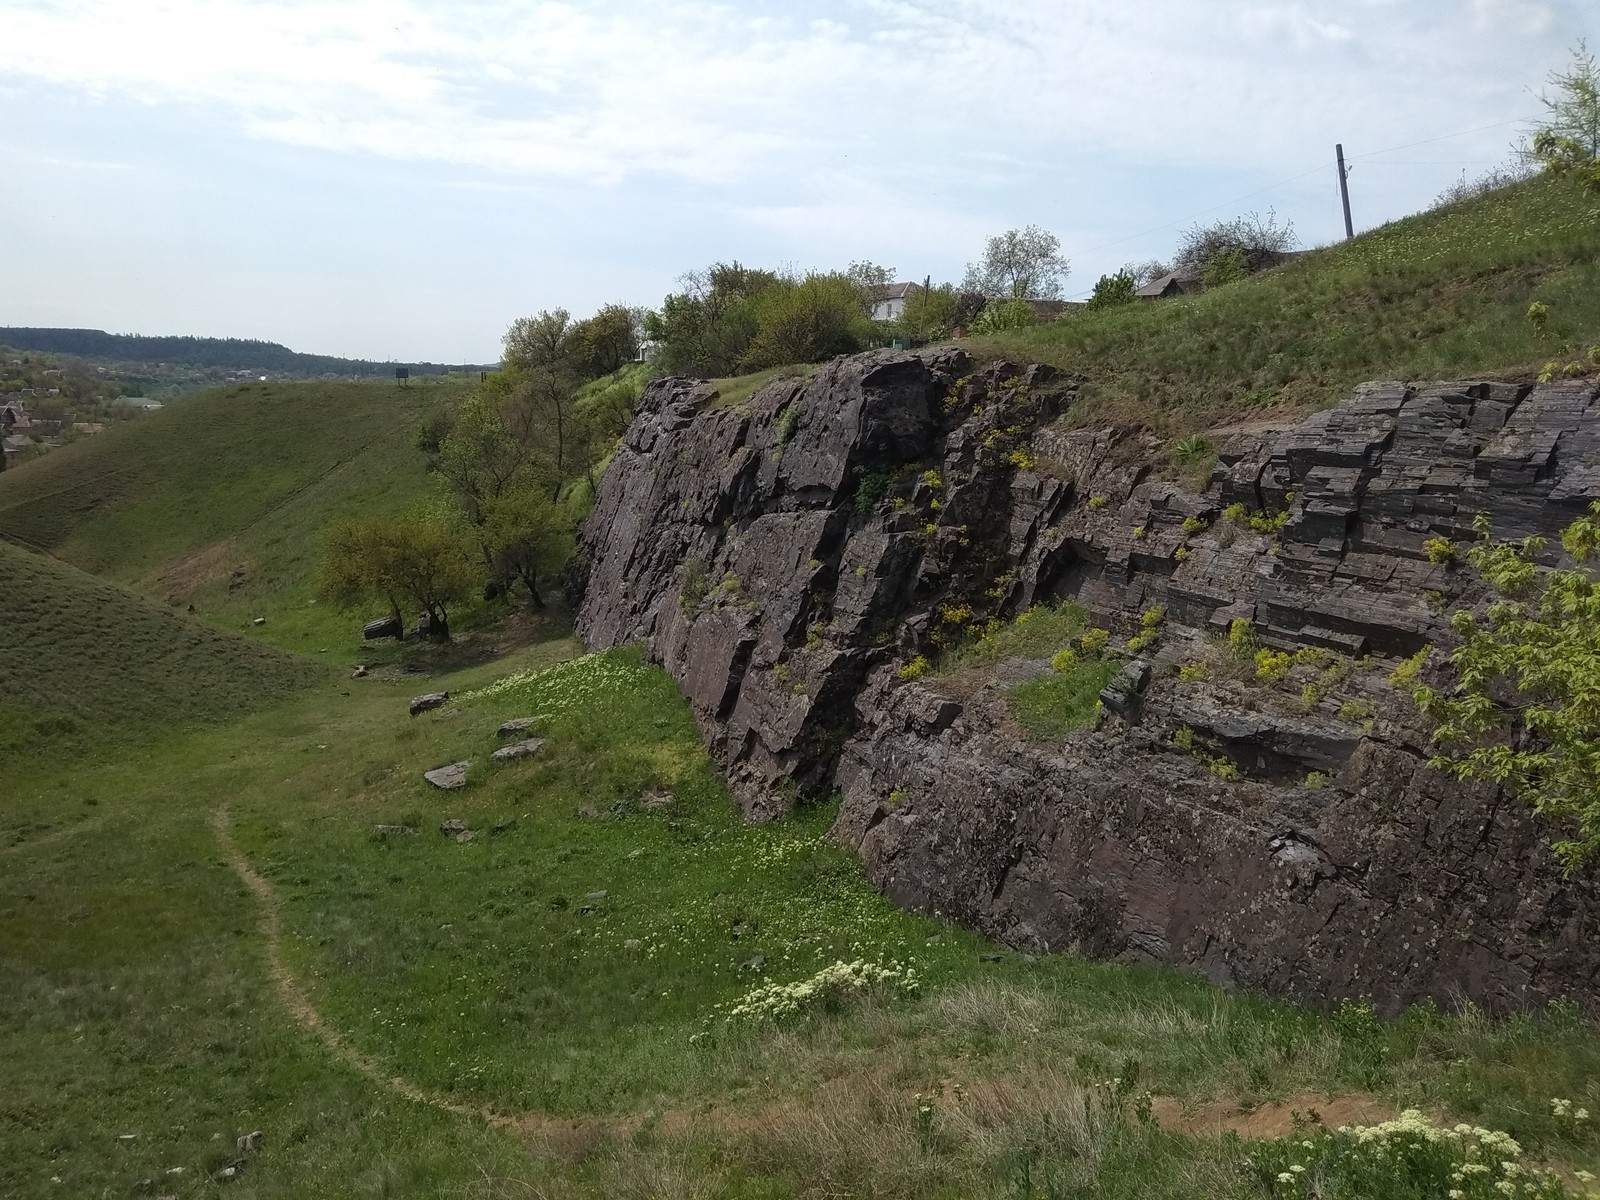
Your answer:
(0, 539), (319, 749)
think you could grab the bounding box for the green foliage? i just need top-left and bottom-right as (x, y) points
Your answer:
(1530, 41), (1600, 195)
(644, 262), (780, 377)
(1200, 245), (1248, 287)
(1423, 536), (1458, 564)
(1085, 270), (1137, 311)
(563, 304), (643, 378)
(741, 272), (872, 371)
(1180, 513), (1210, 534)
(938, 600), (1089, 675)
(1088, 494), (1108, 510)
(897, 282), (959, 343)
(1413, 503), (1600, 869)
(1172, 726), (1196, 750)
(1229, 617), (1258, 659)
(1305, 771), (1331, 790)
(0, 377), (446, 652)
(1051, 647), (1079, 672)
(1224, 502), (1250, 525)
(1255, 649), (1293, 683)
(1007, 656), (1118, 736)
(1178, 660), (1209, 682)
(896, 655), (930, 681)
(1172, 436), (1215, 467)
(1390, 645), (1431, 690)
(320, 515), (479, 638)
(969, 297), (1037, 335)
(776, 403), (800, 445)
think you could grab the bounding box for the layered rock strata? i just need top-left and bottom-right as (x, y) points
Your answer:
(574, 349), (1600, 1012)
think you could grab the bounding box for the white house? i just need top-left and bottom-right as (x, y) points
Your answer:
(870, 282), (920, 322)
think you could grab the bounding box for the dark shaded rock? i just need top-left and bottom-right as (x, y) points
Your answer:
(423, 762), (469, 790)
(491, 737), (545, 764)
(575, 358), (1600, 1014)
(363, 616), (404, 640)
(409, 692), (449, 716)
(371, 824), (417, 837)
(1099, 659), (1152, 718)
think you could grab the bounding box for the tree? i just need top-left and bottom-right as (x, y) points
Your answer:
(1410, 504), (1600, 870)
(320, 516), (478, 640)
(644, 262), (781, 377)
(566, 304), (643, 379)
(898, 283), (958, 343)
(1532, 40), (1600, 163)
(503, 309), (572, 373)
(1129, 260), (1171, 287)
(741, 273), (871, 370)
(961, 226), (1070, 300)
(1174, 210), (1297, 275)
(1085, 270), (1137, 311)
(478, 487), (575, 610)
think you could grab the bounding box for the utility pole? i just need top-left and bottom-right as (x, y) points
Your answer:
(1335, 144), (1354, 241)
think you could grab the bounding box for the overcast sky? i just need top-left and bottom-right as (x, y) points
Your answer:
(1, 0), (1594, 363)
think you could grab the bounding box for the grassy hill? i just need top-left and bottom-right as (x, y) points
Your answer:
(0, 539), (319, 757)
(974, 175), (1600, 430)
(0, 378), (459, 653)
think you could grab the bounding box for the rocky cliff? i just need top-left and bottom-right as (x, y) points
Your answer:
(573, 348), (1600, 1014)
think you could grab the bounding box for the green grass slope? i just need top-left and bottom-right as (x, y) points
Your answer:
(0, 378), (456, 652)
(980, 176), (1600, 429)
(5, 640), (1600, 1198)
(0, 540), (319, 756)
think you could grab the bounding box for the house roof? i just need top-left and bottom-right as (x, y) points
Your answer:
(3, 434), (33, 451)
(1135, 269), (1204, 298)
(873, 282), (920, 302)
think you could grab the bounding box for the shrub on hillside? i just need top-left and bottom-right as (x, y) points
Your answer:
(898, 283), (959, 342)
(1175, 208), (1298, 275)
(1085, 270), (1138, 311)
(969, 297), (1037, 335)
(740, 273), (871, 370)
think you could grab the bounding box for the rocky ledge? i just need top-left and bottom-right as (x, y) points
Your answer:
(573, 348), (1600, 1013)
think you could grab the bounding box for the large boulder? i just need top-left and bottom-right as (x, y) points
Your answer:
(363, 615), (404, 640)
(409, 692), (449, 717)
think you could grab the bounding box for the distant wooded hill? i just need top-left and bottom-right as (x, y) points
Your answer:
(0, 328), (490, 375)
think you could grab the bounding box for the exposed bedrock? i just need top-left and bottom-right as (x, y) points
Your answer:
(574, 349), (1600, 1013)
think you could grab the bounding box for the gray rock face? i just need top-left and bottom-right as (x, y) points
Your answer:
(424, 762), (470, 790)
(496, 717), (538, 738)
(491, 737), (546, 763)
(409, 692), (449, 717)
(575, 353), (1600, 1013)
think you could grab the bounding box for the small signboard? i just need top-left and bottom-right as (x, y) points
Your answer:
(395, 367), (409, 387)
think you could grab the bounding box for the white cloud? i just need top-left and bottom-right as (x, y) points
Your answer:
(1, 0), (1584, 191)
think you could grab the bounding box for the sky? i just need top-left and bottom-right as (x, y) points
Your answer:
(1, 0), (1595, 364)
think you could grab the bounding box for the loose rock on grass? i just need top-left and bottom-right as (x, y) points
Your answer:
(409, 692), (449, 716)
(423, 762), (470, 790)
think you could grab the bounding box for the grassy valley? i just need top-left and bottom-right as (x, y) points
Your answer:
(0, 378), (463, 654)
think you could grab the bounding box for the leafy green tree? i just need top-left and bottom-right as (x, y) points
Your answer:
(1200, 247), (1249, 287)
(478, 487), (575, 610)
(1085, 270), (1137, 311)
(503, 309), (572, 372)
(961, 226), (1070, 300)
(320, 516), (479, 640)
(644, 262), (782, 377)
(968, 297), (1037, 334)
(741, 273), (871, 370)
(898, 283), (958, 342)
(565, 304), (643, 379)
(1532, 40), (1600, 163)
(1413, 504), (1600, 869)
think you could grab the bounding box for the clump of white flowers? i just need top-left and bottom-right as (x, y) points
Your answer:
(1251, 1108), (1590, 1200)
(726, 959), (919, 1022)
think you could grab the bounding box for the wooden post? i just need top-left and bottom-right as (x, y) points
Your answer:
(1336, 144), (1355, 241)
